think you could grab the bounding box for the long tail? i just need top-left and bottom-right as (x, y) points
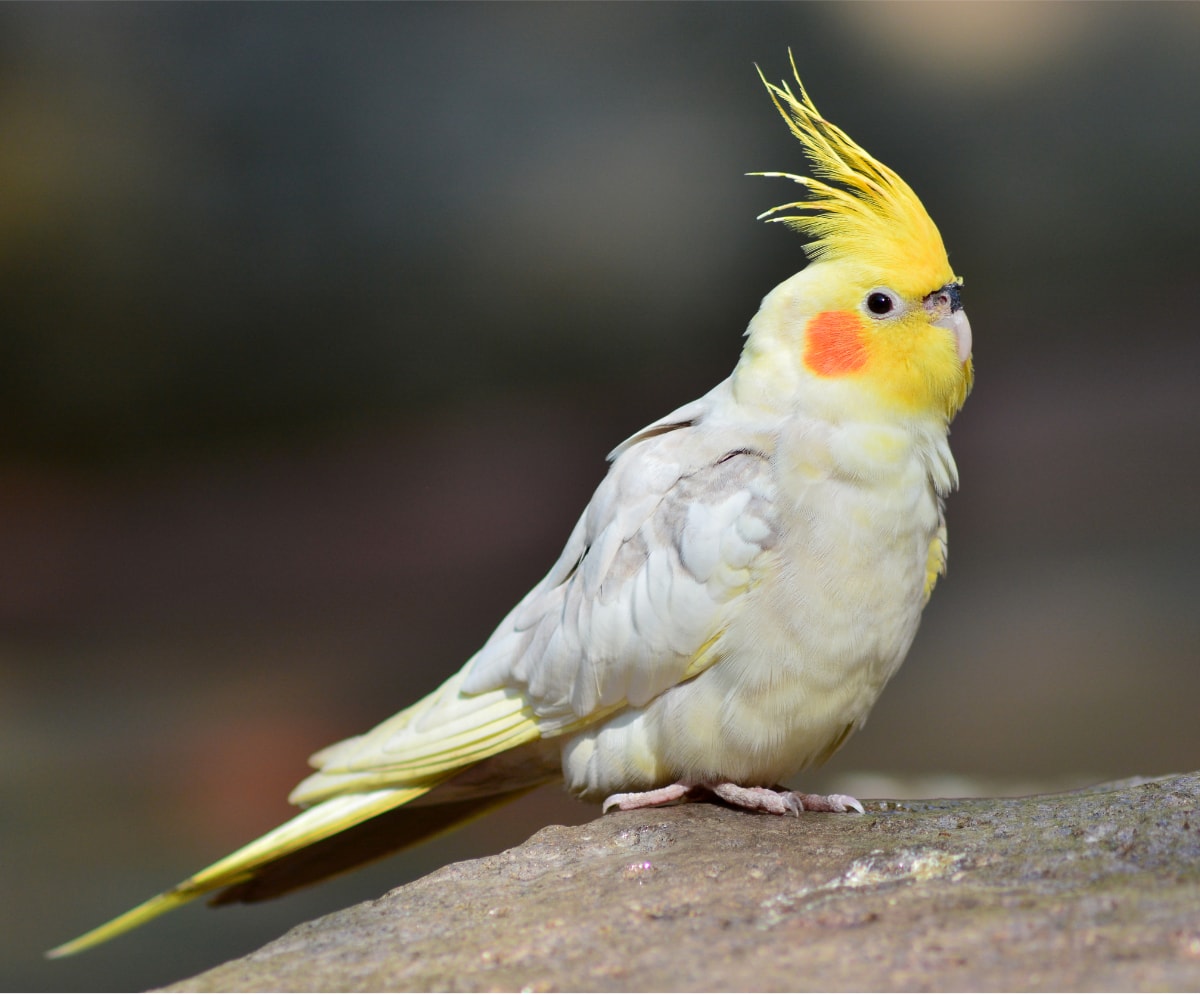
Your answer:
(47, 784), (433, 958)
(49, 682), (559, 957)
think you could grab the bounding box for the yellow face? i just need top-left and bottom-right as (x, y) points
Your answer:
(797, 265), (973, 422)
(733, 260), (973, 426)
(753, 65), (973, 425)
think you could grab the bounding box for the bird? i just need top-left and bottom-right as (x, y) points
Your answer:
(50, 54), (973, 958)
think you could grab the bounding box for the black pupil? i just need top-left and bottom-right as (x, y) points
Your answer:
(867, 292), (893, 315)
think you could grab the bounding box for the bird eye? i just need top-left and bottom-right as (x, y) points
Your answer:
(866, 291), (896, 316)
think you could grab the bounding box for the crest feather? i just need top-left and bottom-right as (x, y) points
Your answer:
(754, 54), (954, 293)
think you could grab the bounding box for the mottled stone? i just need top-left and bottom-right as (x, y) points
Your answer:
(161, 772), (1200, 992)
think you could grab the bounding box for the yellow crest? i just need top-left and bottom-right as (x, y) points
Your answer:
(755, 55), (955, 295)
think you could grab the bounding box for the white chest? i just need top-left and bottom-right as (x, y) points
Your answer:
(652, 423), (945, 782)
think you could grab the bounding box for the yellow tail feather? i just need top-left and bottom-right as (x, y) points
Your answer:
(47, 784), (433, 958)
(50, 673), (552, 958)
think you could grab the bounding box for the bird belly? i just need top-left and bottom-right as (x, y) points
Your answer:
(561, 456), (940, 799)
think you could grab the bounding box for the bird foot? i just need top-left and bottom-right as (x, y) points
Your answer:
(778, 790), (865, 814)
(710, 783), (864, 815)
(602, 781), (864, 815)
(602, 782), (697, 813)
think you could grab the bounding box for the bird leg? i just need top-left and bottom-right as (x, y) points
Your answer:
(603, 781), (864, 815)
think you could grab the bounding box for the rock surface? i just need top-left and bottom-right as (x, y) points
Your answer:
(162, 773), (1200, 992)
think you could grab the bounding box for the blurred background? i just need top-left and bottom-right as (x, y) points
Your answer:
(4, 2), (1198, 989)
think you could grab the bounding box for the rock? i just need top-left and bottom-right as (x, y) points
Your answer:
(162, 773), (1200, 992)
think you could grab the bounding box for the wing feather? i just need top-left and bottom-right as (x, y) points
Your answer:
(291, 382), (778, 803)
(291, 671), (541, 804)
(463, 382), (780, 733)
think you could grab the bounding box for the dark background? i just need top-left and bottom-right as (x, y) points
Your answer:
(6, 3), (1199, 990)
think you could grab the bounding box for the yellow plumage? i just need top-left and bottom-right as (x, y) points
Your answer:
(50, 56), (974, 958)
(754, 53), (955, 298)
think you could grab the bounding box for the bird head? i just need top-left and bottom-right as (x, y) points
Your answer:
(734, 57), (973, 426)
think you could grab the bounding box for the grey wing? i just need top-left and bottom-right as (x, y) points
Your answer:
(461, 419), (779, 733)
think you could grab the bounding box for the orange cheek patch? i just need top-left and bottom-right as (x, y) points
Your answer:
(803, 310), (869, 377)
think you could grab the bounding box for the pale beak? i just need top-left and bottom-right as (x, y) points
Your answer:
(938, 308), (972, 363)
(924, 282), (972, 363)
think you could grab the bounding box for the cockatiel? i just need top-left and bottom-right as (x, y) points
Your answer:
(51, 56), (973, 957)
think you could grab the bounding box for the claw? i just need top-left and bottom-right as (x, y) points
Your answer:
(787, 791), (865, 814)
(602, 782), (865, 816)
